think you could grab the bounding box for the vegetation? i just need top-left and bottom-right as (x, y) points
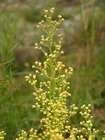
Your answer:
(0, 0), (105, 139)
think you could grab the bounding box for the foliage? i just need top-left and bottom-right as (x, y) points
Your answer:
(0, 12), (39, 140)
(0, 1), (105, 139)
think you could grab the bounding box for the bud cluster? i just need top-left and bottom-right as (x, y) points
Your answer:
(16, 7), (102, 140)
(25, 7), (74, 139)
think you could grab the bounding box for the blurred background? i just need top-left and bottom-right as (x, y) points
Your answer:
(0, 0), (105, 139)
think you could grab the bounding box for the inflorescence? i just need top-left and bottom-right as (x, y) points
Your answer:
(11, 7), (104, 140)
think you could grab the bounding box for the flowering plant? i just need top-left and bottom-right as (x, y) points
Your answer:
(24, 7), (99, 140)
(0, 7), (105, 140)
